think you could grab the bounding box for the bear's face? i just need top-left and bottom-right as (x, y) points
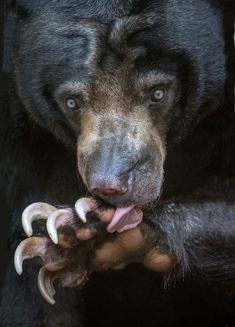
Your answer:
(74, 67), (172, 206)
(13, 0), (225, 207)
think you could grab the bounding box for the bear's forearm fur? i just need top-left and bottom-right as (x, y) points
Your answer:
(150, 199), (235, 282)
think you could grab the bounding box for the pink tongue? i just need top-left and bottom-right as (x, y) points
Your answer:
(106, 205), (143, 233)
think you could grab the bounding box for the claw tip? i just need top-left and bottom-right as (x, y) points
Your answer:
(46, 218), (59, 245)
(14, 247), (23, 275)
(38, 268), (56, 305)
(75, 200), (87, 223)
(48, 232), (58, 245)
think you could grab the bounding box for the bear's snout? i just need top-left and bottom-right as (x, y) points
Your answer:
(77, 132), (165, 207)
(85, 138), (140, 205)
(77, 110), (166, 207)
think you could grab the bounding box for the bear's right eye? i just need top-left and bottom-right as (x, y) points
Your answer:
(150, 87), (167, 103)
(65, 96), (80, 111)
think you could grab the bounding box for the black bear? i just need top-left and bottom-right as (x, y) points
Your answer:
(0, 0), (235, 326)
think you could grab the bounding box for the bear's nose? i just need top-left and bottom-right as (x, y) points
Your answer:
(89, 175), (128, 197)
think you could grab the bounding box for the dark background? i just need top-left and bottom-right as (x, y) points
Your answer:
(0, 0), (233, 319)
(0, 0), (10, 290)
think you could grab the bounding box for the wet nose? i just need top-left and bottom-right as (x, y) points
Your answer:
(88, 175), (128, 198)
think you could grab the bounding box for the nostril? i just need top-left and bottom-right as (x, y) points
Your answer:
(103, 188), (117, 194)
(92, 186), (127, 197)
(96, 186), (127, 196)
(89, 178), (128, 197)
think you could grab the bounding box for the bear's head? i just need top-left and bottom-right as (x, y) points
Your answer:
(11, 0), (225, 207)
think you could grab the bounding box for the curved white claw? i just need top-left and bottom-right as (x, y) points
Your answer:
(75, 198), (95, 223)
(46, 209), (73, 244)
(38, 266), (56, 305)
(22, 202), (57, 237)
(14, 237), (47, 275)
(14, 239), (27, 275)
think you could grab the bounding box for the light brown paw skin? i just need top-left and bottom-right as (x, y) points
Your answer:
(90, 222), (172, 274)
(14, 198), (114, 304)
(143, 249), (173, 272)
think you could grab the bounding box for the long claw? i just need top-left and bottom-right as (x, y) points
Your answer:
(22, 202), (57, 237)
(14, 237), (47, 275)
(75, 198), (96, 223)
(38, 266), (56, 305)
(46, 209), (73, 244)
(38, 266), (87, 304)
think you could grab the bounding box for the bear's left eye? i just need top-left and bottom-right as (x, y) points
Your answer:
(65, 96), (80, 111)
(150, 87), (167, 102)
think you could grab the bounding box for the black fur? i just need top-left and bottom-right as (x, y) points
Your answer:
(0, 0), (235, 326)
